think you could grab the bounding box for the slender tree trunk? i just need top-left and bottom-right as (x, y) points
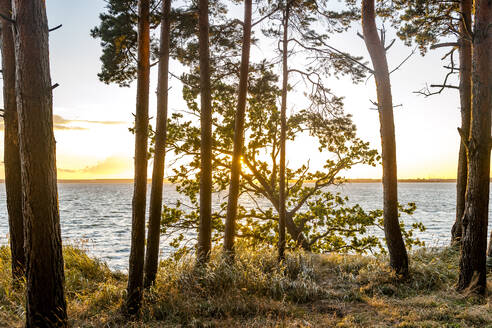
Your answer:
(126, 0), (150, 314)
(362, 0), (408, 276)
(197, 0), (213, 264)
(11, 0), (68, 325)
(457, 0), (492, 295)
(452, 0), (472, 245)
(223, 0), (252, 257)
(144, 0), (171, 289)
(278, 2), (290, 261)
(0, 0), (24, 281)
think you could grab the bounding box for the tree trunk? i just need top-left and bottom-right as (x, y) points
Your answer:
(197, 0), (213, 264)
(11, 0), (68, 325)
(144, 0), (171, 289)
(457, 0), (492, 295)
(452, 0), (472, 245)
(278, 2), (290, 261)
(0, 0), (24, 281)
(223, 0), (252, 257)
(362, 0), (409, 276)
(285, 213), (311, 251)
(126, 0), (150, 314)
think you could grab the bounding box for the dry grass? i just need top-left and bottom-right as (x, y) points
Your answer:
(1, 244), (491, 327)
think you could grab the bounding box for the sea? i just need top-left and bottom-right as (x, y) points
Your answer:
(0, 182), (486, 271)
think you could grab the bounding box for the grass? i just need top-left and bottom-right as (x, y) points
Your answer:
(0, 244), (491, 327)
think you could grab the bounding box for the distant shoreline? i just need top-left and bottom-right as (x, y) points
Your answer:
(0, 178), (460, 184)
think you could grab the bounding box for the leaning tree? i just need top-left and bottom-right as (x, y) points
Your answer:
(361, 0), (409, 276)
(258, 0), (365, 258)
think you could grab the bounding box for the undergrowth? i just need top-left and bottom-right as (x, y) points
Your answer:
(0, 244), (491, 327)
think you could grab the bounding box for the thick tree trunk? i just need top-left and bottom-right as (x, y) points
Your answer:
(197, 0), (213, 263)
(0, 0), (24, 281)
(362, 0), (408, 276)
(452, 0), (472, 245)
(223, 0), (252, 257)
(126, 0), (150, 314)
(278, 2), (290, 261)
(11, 0), (68, 326)
(285, 213), (311, 251)
(144, 0), (171, 289)
(457, 0), (492, 295)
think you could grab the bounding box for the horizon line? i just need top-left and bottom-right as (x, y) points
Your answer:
(0, 178), (463, 184)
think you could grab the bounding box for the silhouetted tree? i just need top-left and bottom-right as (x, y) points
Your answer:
(144, 0), (171, 288)
(260, 0), (364, 258)
(277, 0), (290, 260)
(457, 0), (492, 295)
(91, 0), (160, 86)
(361, 0), (409, 276)
(161, 64), (425, 255)
(392, 0), (471, 244)
(0, 0), (24, 281)
(197, 0), (213, 264)
(223, 0), (253, 257)
(453, 0), (472, 244)
(11, 0), (68, 325)
(126, 0), (151, 315)
(92, 0), (242, 267)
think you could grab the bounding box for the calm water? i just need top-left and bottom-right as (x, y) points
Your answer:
(0, 182), (488, 271)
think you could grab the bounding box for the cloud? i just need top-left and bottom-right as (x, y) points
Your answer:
(58, 156), (132, 178)
(53, 115), (126, 126)
(0, 114), (127, 132)
(54, 124), (87, 131)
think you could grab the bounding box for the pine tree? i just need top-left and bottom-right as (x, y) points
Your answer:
(223, 0), (253, 257)
(126, 0), (151, 315)
(0, 0), (24, 281)
(361, 0), (409, 276)
(144, 0), (171, 288)
(12, 0), (68, 324)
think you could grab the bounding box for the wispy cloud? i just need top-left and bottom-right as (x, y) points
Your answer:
(58, 156), (132, 178)
(53, 115), (126, 127)
(0, 114), (127, 131)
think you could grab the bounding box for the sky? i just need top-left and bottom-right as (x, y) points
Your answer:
(0, 0), (464, 180)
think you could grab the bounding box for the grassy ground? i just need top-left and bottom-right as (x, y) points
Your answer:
(0, 244), (491, 327)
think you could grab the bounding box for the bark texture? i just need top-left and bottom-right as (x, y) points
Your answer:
(223, 0), (252, 256)
(126, 0), (151, 314)
(197, 0), (213, 264)
(457, 0), (492, 295)
(362, 0), (408, 276)
(11, 0), (68, 325)
(452, 0), (472, 244)
(0, 0), (24, 281)
(278, 2), (290, 261)
(144, 0), (171, 289)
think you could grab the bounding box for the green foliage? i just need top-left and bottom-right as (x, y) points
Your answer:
(387, 0), (459, 54)
(90, 0), (161, 86)
(161, 61), (424, 255)
(91, 0), (243, 87)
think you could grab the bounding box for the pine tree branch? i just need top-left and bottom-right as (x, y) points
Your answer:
(430, 42), (459, 49)
(49, 24), (62, 32)
(0, 12), (14, 24)
(389, 47), (416, 74)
